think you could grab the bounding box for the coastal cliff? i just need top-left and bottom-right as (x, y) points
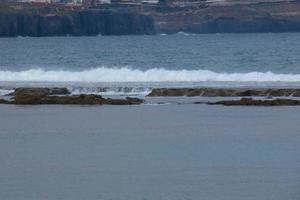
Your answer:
(2, 1), (300, 36)
(155, 16), (300, 34)
(151, 1), (300, 34)
(0, 9), (154, 37)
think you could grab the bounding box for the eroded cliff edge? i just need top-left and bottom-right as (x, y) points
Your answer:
(151, 1), (300, 34)
(0, 5), (154, 37)
(2, 1), (300, 37)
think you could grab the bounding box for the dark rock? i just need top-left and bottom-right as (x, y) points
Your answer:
(265, 89), (297, 97)
(148, 88), (300, 97)
(209, 98), (300, 106)
(148, 88), (238, 97)
(11, 87), (144, 105)
(39, 94), (105, 105)
(0, 99), (9, 104)
(13, 88), (48, 105)
(14, 87), (70, 97)
(293, 90), (300, 97)
(48, 88), (70, 95)
(236, 89), (266, 97)
(125, 97), (144, 104)
(201, 88), (238, 97)
(12, 91), (144, 105)
(0, 10), (154, 37)
(148, 88), (191, 97)
(92, 96), (143, 105)
(153, 2), (300, 34)
(194, 17), (300, 34)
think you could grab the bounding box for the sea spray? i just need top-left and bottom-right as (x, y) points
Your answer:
(1, 67), (300, 82)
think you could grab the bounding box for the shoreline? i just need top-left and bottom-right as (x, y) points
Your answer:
(2, 87), (300, 106)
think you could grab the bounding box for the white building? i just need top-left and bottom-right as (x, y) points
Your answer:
(141, 0), (158, 3)
(17, 0), (61, 2)
(16, 0), (83, 3)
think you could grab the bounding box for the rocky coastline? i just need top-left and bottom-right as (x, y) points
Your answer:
(2, 1), (300, 37)
(151, 1), (300, 34)
(148, 88), (300, 97)
(0, 87), (144, 105)
(1, 87), (300, 106)
(208, 98), (300, 106)
(0, 8), (154, 37)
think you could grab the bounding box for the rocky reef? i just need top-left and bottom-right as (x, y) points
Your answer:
(0, 99), (8, 104)
(148, 88), (300, 97)
(0, 9), (154, 37)
(14, 87), (70, 96)
(1, 87), (144, 105)
(209, 98), (300, 106)
(2, 87), (300, 106)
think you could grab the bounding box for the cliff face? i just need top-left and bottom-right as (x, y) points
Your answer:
(155, 16), (300, 34)
(152, 1), (300, 34)
(0, 10), (154, 37)
(184, 17), (300, 33)
(2, 1), (300, 37)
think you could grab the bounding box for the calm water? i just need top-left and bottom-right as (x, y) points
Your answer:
(0, 104), (300, 200)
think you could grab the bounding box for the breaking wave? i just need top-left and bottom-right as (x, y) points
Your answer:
(69, 87), (152, 96)
(0, 89), (14, 96)
(1, 67), (300, 82)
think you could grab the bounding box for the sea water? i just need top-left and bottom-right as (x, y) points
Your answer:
(1, 33), (300, 96)
(1, 33), (300, 200)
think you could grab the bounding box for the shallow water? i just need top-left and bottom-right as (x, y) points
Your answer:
(0, 104), (300, 200)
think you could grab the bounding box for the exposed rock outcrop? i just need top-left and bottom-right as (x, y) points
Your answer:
(5, 87), (144, 105)
(0, 99), (9, 104)
(12, 94), (144, 105)
(208, 98), (300, 106)
(14, 87), (70, 96)
(148, 88), (300, 97)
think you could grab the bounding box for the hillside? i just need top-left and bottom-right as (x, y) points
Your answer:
(0, 2), (154, 37)
(1, 1), (300, 36)
(148, 0), (300, 33)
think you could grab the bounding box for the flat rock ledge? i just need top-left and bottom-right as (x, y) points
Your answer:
(148, 88), (300, 97)
(0, 87), (143, 105)
(208, 98), (300, 106)
(14, 87), (70, 96)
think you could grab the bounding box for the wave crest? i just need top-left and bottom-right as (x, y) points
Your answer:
(0, 67), (300, 82)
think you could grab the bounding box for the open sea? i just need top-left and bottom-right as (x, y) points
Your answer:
(1, 33), (300, 95)
(0, 33), (300, 200)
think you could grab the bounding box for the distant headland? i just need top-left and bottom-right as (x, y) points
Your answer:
(1, 0), (300, 37)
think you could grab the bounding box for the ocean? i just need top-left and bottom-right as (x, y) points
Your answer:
(1, 33), (300, 96)
(1, 33), (300, 200)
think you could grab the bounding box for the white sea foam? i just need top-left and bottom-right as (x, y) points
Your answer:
(176, 32), (197, 36)
(0, 89), (14, 96)
(0, 67), (300, 82)
(69, 87), (152, 96)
